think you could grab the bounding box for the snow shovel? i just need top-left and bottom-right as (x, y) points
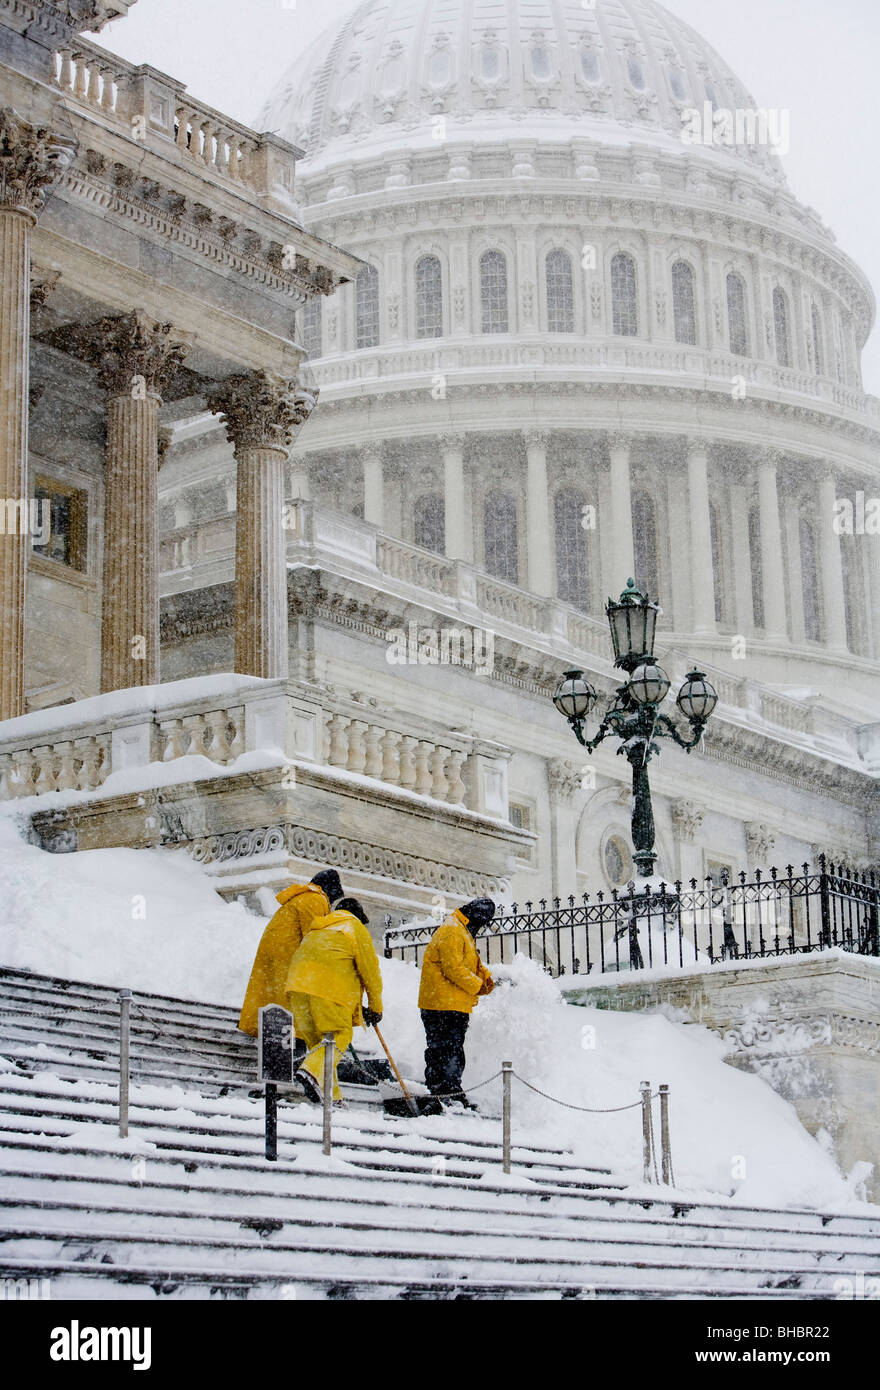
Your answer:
(371, 1024), (442, 1117)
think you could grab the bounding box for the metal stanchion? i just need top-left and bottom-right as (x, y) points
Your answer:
(118, 989), (131, 1139)
(322, 1033), (334, 1157)
(502, 1060), (512, 1174)
(265, 1082), (278, 1162)
(659, 1083), (672, 1185)
(640, 1080), (653, 1184)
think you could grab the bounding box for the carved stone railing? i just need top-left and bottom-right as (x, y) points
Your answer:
(308, 340), (880, 426)
(375, 535), (456, 594)
(51, 39), (299, 208)
(0, 675), (511, 819)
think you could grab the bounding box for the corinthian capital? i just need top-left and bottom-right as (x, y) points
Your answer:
(547, 757), (583, 803)
(82, 309), (192, 398)
(207, 369), (318, 454)
(0, 108), (76, 216)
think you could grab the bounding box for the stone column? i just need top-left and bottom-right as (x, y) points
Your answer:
(524, 429), (553, 596)
(84, 311), (190, 692)
(728, 483), (754, 634)
(607, 433), (635, 588)
(209, 371), (317, 679)
(360, 444), (384, 528)
(757, 449), (787, 641)
(547, 758), (582, 901)
(818, 470), (848, 653)
(441, 433), (470, 562)
(686, 439), (716, 635)
(0, 109), (74, 718)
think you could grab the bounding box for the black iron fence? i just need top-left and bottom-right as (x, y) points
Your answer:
(384, 857), (880, 979)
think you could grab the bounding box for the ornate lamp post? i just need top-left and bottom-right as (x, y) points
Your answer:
(552, 579), (718, 878)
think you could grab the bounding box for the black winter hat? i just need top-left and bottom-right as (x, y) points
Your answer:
(461, 897), (497, 931)
(335, 896), (370, 925)
(310, 869), (344, 904)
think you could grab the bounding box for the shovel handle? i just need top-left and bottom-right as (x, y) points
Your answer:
(373, 1024), (419, 1117)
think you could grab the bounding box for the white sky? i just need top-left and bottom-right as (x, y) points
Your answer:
(98, 0), (880, 395)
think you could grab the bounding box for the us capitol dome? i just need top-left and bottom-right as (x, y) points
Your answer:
(158, 0), (880, 894)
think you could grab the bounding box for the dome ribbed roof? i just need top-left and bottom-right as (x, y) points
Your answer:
(259, 0), (783, 182)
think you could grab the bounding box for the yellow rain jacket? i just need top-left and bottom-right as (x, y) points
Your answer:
(238, 883), (330, 1035)
(286, 909), (383, 1027)
(418, 909), (494, 1014)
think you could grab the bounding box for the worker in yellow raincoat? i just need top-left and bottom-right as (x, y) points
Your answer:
(238, 869), (343, 1036)
(286, 896), (383, 1103)
(418, 898), (496, 1109)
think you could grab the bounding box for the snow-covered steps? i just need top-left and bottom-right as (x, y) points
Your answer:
(1, 1068), (880, 1300)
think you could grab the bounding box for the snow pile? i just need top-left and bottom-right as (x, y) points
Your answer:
(0, 816), (265, 1003)
(376, 954), (862, 1211)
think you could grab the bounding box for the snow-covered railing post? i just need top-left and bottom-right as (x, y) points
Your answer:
(322, 1034), (335, 1156)
(118, 989), (131, 1139)
(640, 1081), (654, 1184)
(660, 1084), (672, 1186)
(502, 1060), (513, 1174)
(258, 1004), (295, 1163)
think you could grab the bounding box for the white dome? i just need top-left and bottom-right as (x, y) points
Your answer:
(259, 0), (783, 183)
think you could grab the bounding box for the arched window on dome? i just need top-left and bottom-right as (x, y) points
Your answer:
(415, 255), (443, 339)
(428, 49), (452, 89)
(627, 58), (646, 90)
(580, 49), (599, 84)
(480, 43), (500, 81)
(811, 303), (824, 376)
(546, 249), (574, 333)
(300, 297), (322, 360)
(773, 287), (791, 368)
(671, 261), (697, 345)
(356, 264), (380, 350)
(748, 505), (764, 628)
(704, 80), (719, 111)
(631, 491), (658, 598)
(709, 503), (727, 623)
(484, 489), (518, 584)
(726, 273), (748, 356)
(480, 250), (509, 334)
(531, 45), (552, 82)
(554, 489), (590, 610)
(799, 515), (821, 641)
(414, 492), (445, 555)
(611, 252), (638, 337)
(668, 67), (686, 101)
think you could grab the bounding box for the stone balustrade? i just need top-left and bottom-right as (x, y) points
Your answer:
(51, 40), (298, 206)
(308, 339), (880, 425)
(375, 535), (456, 594)
(0, 675), (508, 817)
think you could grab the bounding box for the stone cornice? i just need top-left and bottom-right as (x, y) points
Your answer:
(56, 156), (340, 305)
(0, 0), (133, 45)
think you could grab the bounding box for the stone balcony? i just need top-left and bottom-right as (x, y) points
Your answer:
(0, 673), (531, 924)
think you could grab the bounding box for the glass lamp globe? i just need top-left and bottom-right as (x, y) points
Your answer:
(676, 668), (718, 723)
(627, 662), (671, 707)
(552, 669), (597, 721)
(605, 578), (659, 672)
